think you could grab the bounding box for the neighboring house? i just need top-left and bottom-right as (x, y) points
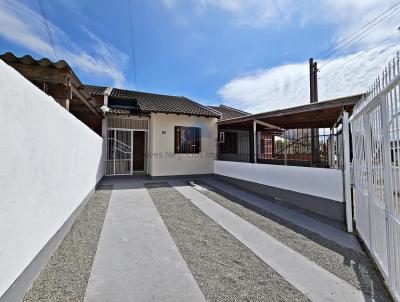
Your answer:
(208, 104), (251, 120)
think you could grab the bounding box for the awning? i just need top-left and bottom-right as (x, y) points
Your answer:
(218, 94), (363, 129)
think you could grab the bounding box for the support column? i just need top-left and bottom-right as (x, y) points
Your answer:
(342, 111), (353, 233)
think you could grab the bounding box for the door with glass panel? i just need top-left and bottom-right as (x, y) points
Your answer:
(106, 129), (133, 175)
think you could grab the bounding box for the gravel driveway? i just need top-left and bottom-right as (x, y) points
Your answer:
(22, 185), (112, 302)
(146, 182), (309, 302)
(189, 179), (391, 302)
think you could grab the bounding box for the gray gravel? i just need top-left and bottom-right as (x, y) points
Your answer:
(145, 182), (309, 302)
(217, 177), (347, 230)
(189, 180), (392, 302)
(22, 185), (112, 302)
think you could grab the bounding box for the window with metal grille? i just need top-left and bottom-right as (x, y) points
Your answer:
(175, 126), (201, 153)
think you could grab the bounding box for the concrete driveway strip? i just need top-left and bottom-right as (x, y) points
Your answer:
(84, 181), (205, 302)
(172, 181), (371, 302)
(201, 178), (363, 253)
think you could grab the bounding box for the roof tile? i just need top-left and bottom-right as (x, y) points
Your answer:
(85, 85), (220, 118)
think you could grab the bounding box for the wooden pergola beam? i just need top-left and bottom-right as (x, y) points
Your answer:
(70, 84), (100, 116)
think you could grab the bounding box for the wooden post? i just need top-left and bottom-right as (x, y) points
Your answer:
(309, 58), (314, 102)
(310, 58), (319, 165)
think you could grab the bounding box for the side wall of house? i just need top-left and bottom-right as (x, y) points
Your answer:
(149, 113), (218, 176)
(0, 60), (104, 299)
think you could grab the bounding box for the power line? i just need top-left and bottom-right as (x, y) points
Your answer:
(319, 5), (400, 70)
(315, 1), (400, 60)
(319, 33), (399, 80)
(36, 0), (57, 58)
(128, 0), (138, 88)
(241, 3), (400, 102)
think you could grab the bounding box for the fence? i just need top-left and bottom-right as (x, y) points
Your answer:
(217, 128), (342, 168)
(350, 51), (400, 301)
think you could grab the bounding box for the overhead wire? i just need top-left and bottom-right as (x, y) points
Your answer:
(319, 5), (400, 70)
(240, 2), (400, 102)
(314, 1), (400, 60)
(128, 0), (138, 88)
(37, 0), (57, 58)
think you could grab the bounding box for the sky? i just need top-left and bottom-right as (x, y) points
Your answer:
(0, 0), (399, 113)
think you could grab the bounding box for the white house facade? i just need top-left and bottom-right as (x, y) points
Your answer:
(85, 85), (221, 177)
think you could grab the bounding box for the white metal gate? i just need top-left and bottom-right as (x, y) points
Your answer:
(350, 52), (400, 301)
(106, 129), (133, 175)
(105, 117), (149, 176)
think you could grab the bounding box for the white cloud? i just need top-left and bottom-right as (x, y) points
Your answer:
(214, 0), (400, 112)
(218, 43), (399, 113)
(163, 0), (399, 43)
(163, 0), (294, 27)
(0, 0), (128, 87)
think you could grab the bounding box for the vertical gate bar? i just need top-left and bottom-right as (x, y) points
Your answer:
(364, 114), (373, 247)
(380, 96), (394, 284)
(343, 111), (353, 233)
(253, 120), (257, 164)
(113, 130), (116, 175)
(131, 131), (134, 175)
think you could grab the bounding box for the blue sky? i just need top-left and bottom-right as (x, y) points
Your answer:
(0, 0), (399, 112)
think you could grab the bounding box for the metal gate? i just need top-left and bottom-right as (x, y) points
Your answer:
(350, 52), (400, 301)
(105, 117), (149, 176)
(106, 129), (133, 175)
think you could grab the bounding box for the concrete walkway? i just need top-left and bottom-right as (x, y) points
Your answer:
(171, 181), (371, 302)
(201, 178), (363, 253)
(84, 180), (205, 302)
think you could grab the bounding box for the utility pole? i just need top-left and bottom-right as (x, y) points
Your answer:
(309, 58), (319, 166)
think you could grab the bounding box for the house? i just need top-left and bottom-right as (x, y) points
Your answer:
(84, 85), (221, 177)
(0, 51), (362, 221)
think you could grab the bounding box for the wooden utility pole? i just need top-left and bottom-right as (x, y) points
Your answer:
(309, 58), (315, 102)
(309, 58), (319, 165)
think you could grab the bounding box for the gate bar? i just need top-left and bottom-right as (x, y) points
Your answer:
(342, 111), (353, 233)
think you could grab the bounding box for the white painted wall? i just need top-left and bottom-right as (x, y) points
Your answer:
(149, 113), (218, 176)
(0, 60), (104, 297)
(214, 160), (343, 201)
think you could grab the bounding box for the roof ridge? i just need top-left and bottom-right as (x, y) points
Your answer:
(219, 104), (251, 115)
(180, 96), (221, 117)
(112, 87), (182, 98)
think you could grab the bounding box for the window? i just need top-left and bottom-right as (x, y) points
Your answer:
(175, 126), (201, 153)
(220, 132), (237, 153)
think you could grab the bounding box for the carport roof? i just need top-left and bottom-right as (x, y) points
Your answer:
(218, 94), (363, 129)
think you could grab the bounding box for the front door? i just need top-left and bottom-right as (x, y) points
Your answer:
(132, 131), (145, 172)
